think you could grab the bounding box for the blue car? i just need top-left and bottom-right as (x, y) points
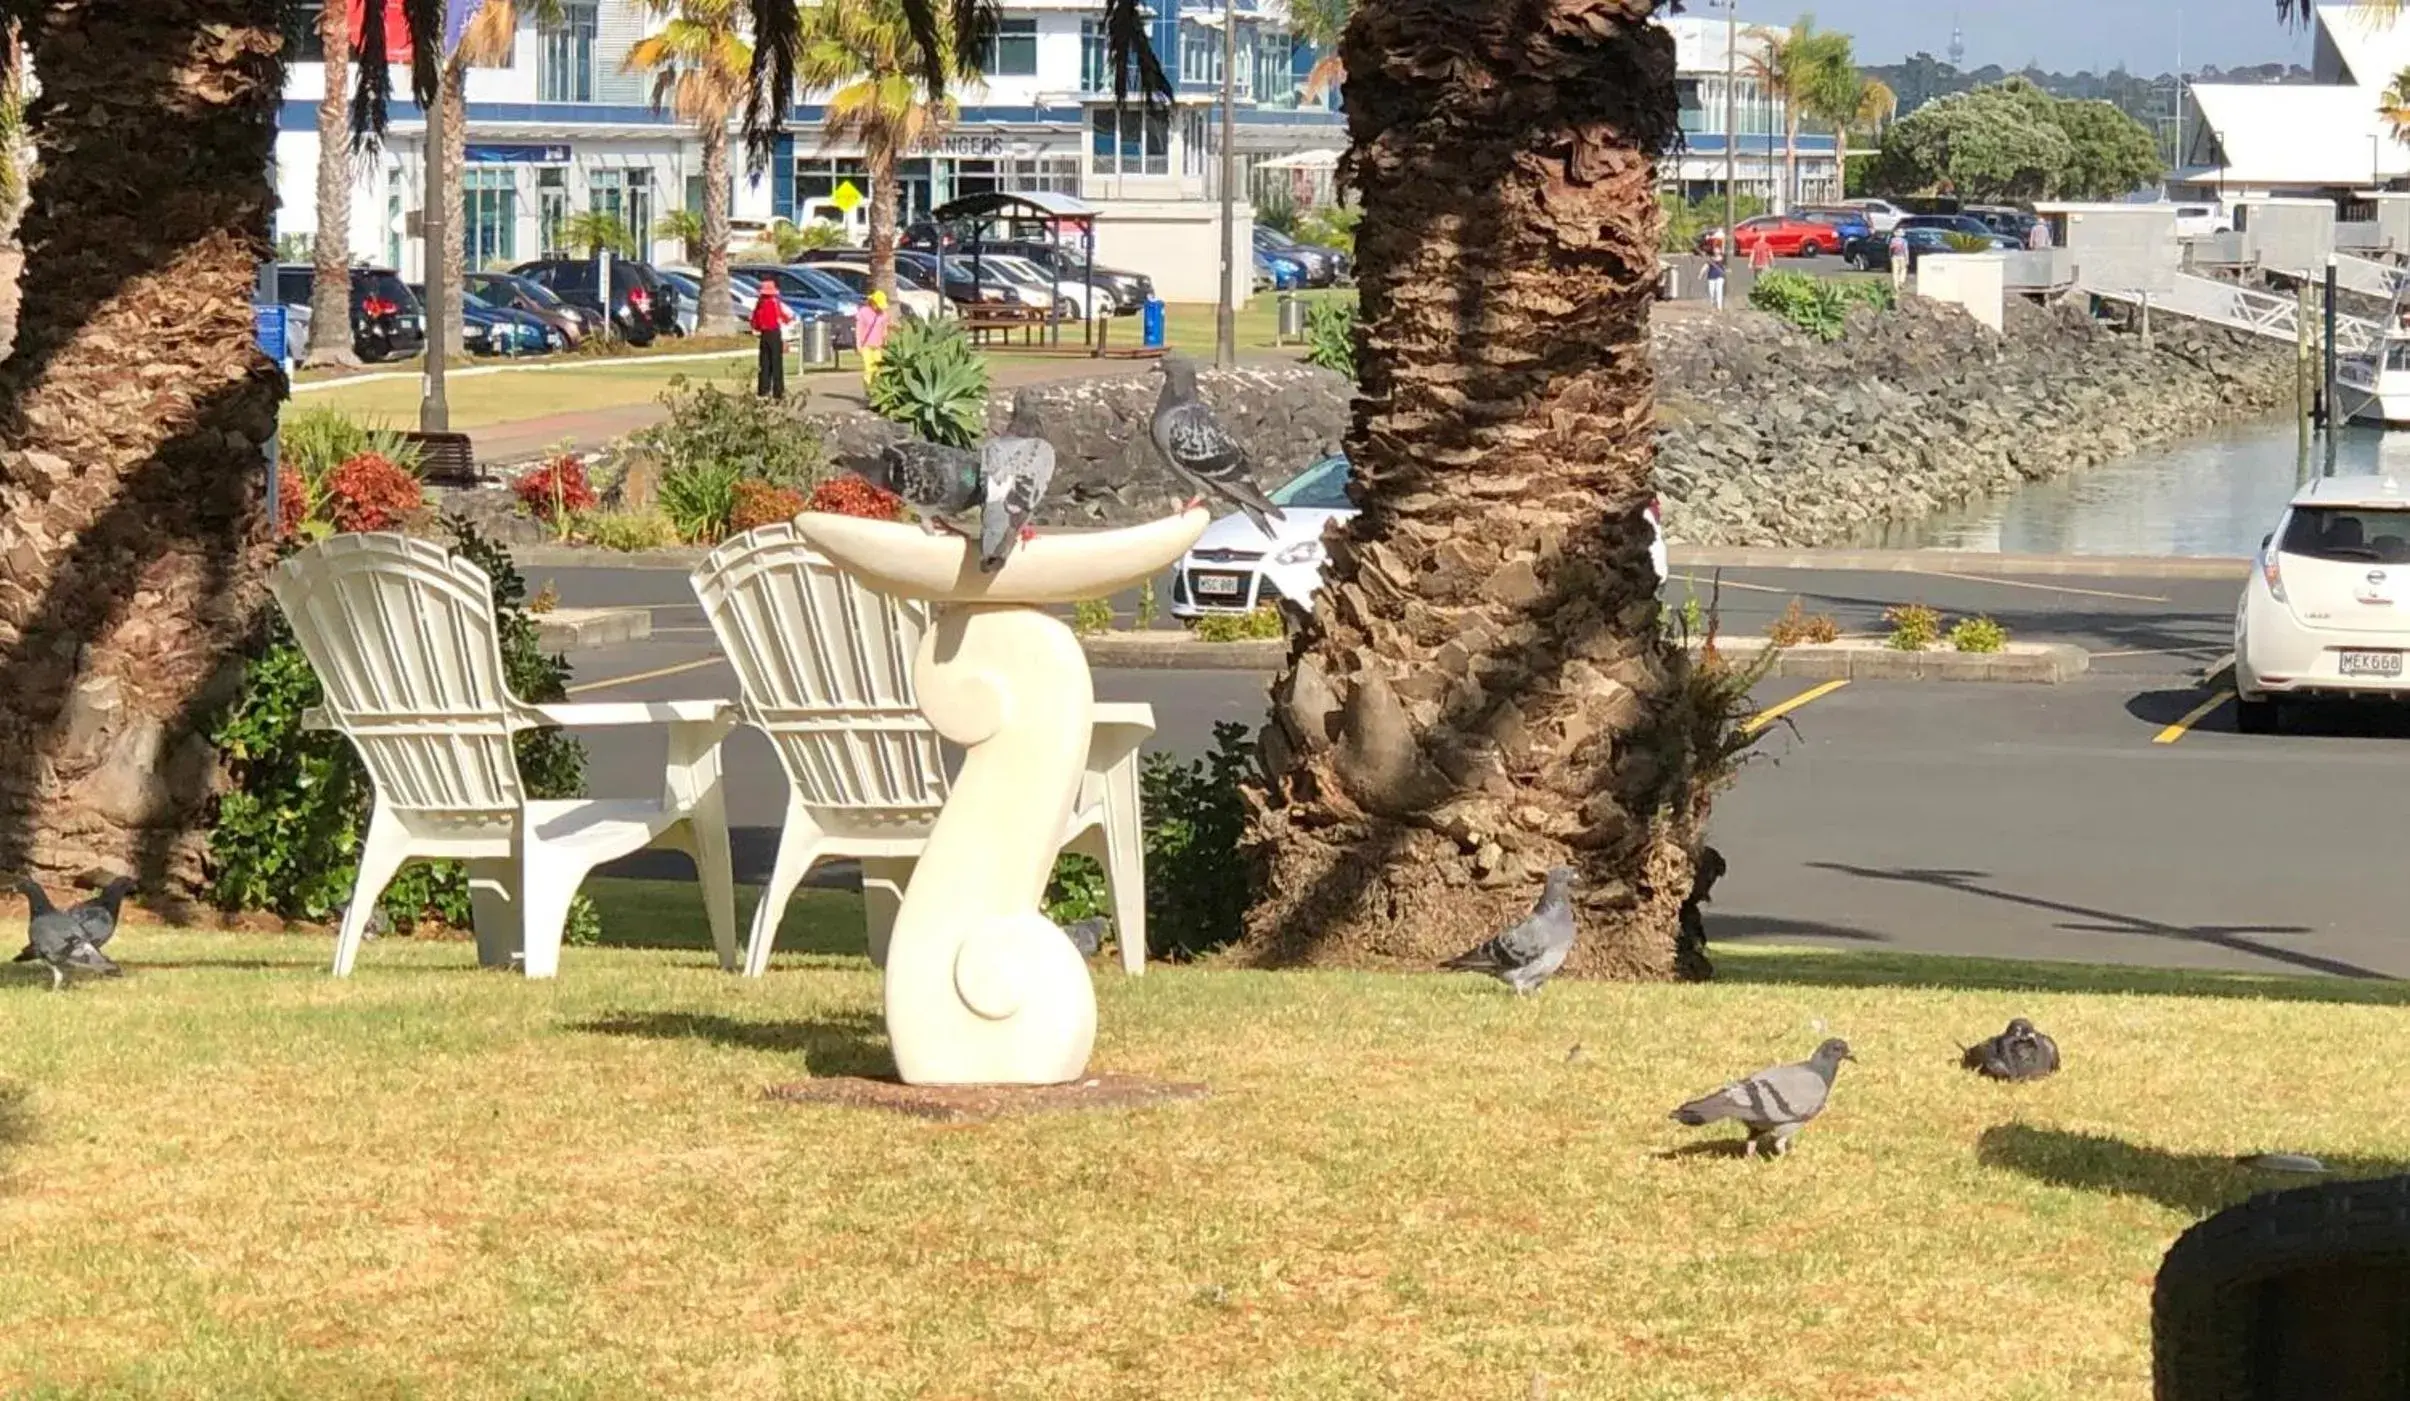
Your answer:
(1798, 205), (1873, 248)
(1255, 250), (1306, 290)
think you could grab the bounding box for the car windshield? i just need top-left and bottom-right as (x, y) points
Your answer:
(2281, 505), (2410, 563)
(354, 270), (414, 308)
(1269, 455), (1351, 509)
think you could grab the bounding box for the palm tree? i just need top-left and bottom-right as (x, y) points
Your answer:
(1289, 0), (1350, 103)
(559, 209), (639, 258)
(795, 0), (967, 301)
(430, 3), (560, 357)
(1854, 76), (1896, 139)
(2383, 67), (2410, 145)
(305, 0), (358, 367)
(1744, 14), (1859, 211)
(626, 0), (751, 339)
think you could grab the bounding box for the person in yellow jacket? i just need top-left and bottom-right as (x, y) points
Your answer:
(855, 289), (892, 394)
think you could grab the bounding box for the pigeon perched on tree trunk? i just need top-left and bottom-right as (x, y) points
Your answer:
(1147, 355), (1284, 535)
(14, 878), (121, 991)
(1961, 1018), (2061, 1081)
(1441, 866), (1579, 995)
(848, 439), (984, 535)
(1670, 1038), (1854, 1158)
(980, 391), (1056, 573)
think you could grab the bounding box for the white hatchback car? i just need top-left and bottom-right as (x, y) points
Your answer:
(1170, 454), (1667, 620)
(2235, 476), (2410, 731)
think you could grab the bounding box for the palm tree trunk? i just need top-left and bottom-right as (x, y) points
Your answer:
(1237, 0), (1706, 979)
(866, 138), (897, 302)
(305, 0), (360, 367)
(439, 55), (468, 355)
(0, 0), (281, 888)
(697, 117), (735, 338)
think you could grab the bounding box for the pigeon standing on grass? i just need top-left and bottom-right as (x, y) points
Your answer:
(849, 438), (984, 535)
(1148, 355), (1285, 535)
(1441, 866), (1580, 995)
(14, 878), (121, 990)
(980, 391), (1056, 572)
(1961, 1018), (2061, 1082)
(1670, 1038), (1854, 1158)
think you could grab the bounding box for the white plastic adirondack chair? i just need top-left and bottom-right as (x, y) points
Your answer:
(271, 533), (738, 978)
(690, 521), (1152, 977)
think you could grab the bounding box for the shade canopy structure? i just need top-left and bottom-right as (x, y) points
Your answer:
(926, 192), (1105, 348)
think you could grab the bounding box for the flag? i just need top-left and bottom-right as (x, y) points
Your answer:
(349, 0), (494, 62)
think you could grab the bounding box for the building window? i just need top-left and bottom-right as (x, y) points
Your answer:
(462, 165), (517, 268)
(590, 167), (653, 250)
(1179, 21), (1221, 86)
(981, 18), (1038, 78)
(794, 157), (870, 207)
(1009, 156), (1081, 195)
(1253, 30), (1291, 106)
(540, 3), (596, 103)
(1093, 108), (1169, 177)
(1233, 25), (1257, 99)
(537, 168), (570, 255)
(1081, 20), (1107, 92)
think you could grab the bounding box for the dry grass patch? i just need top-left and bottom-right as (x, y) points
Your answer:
(1, 891), (2405, 1399)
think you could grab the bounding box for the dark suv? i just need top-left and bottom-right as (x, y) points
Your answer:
(509, 258), (681, 344)
(274, 263), (426, 362)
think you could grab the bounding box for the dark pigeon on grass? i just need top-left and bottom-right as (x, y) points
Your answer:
(1063, 916), (1107, 958)
(850, 439), (983, 533)
(1961, 1018), (2061, 1082)
(979, 391), (1056, 573)
(14, 875), (134, 960)
(1441, 865), (1579, 996)
(14, 878), (121, 991)
(1670, 1038), (1854, 1158)
(1148, 355), (1284, 536)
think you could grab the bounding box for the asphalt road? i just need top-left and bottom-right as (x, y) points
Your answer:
(531, 557), (2410, 981)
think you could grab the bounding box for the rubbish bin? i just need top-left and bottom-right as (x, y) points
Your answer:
(1276, 292), (1307, 341)
(1659, 263), (1681, 300)
(1142, 296), (1166, 349)
(799, 315), (834, 368)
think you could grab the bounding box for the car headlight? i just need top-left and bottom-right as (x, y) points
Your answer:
(1272, 540), (1324, 567)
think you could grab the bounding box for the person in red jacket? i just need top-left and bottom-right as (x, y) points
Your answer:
(750, 279), (787, 400)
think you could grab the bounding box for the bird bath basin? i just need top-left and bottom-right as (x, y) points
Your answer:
(791, 508), (1209, 1086)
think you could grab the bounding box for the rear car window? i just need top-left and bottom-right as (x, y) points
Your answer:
(1270, 457), (1352, 510)
(352, 270), (414, 309)
(2281, 506), (2410, 563)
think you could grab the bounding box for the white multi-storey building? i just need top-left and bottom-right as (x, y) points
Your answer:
(1661, 15), (1841, 210)
(274, 0), (1344, 297)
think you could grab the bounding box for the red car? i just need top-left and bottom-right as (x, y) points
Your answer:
(1697, 215), (1843, 259)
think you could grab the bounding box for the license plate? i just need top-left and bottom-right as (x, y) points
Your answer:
(2339, 649), (2403, 677)
(1192, 572), (1244, 598)
(401, 317), (421, 331)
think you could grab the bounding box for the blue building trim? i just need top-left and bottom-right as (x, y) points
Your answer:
(771, 132), (795, 220)
(1675, 133), (1841, 155)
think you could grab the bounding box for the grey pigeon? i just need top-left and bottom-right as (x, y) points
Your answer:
(1670, 1037), (1854, 1158)
(1148, 355), (1284, 536)
(14, 874), (135, 960)
(979, 391), (1056, 572)
(15, 878), (121, 991)
(1441, 865), (1579, 995)
(1960, 1018), (2060, 1082)
(1063, 916), (1107, 958)
(850, 438), (983, 533)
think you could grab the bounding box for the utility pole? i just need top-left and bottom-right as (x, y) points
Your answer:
(1214, 0), (1238, 369)
(420, 68), (450, 432)
(1722, 0), (1739, 264)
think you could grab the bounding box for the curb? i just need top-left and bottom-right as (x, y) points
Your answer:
(1079, 633), (1286, 670)
(1668, 547), (2251, 580)
(535, 607), (653, 652)
(1697, 636), (2089, 683)
(513, 543), (707, 570)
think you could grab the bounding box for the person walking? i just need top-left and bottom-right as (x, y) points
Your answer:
(1704, 251), (1727, 311)
(750, 280), (787, 401)
(1887, 228), (1911, 296)
(2026, 216), (2052, 251)
(1747, 233), (1774, 277)
(856, 289), (893, 394)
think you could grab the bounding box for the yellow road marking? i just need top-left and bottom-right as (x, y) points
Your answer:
(565, 655), (724, 697)
(1745, 679), (1849, 734)
(2152, 689), (2233, 745)
(1906, 568), (2169, 604)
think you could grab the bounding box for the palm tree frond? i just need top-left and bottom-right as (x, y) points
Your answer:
(351, 0), (396, 150)
(1106, 0), (1171, 115)
(943, 0), (1001, 87)
(402, 0), (444, 107)
(745, 0), (804, 174)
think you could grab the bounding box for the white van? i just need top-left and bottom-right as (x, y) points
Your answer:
(2171, 202), (2229, 238)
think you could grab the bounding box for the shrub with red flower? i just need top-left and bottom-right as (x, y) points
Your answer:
(729, 479), (809, 533)
(276, 472), (313, 537)
(805, 475), (905, 522)
(321, 452), (425, 532)
(514, 454), (598, 524)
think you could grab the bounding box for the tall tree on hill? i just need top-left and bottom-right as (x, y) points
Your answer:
(627, 0), (752, 339)
(1744, 14), (1859, 211)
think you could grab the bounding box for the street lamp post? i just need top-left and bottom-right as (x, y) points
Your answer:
(421, 70), (450, 433)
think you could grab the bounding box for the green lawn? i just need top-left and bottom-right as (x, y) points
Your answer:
(13, 880), (2373, 1398)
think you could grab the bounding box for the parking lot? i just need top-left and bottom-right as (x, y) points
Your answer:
(530, 551), (2410, 981)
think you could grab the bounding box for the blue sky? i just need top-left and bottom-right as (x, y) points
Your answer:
(1762, 0), (2321, 74)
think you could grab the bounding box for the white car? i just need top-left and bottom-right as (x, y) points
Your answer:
(2172, 202), (2230, 239)
(2235, 475), (2410, 732)
(1848, 198), (1907, 233)
(1171, 454), (1667, 620)
(981, 254), (1113, 320)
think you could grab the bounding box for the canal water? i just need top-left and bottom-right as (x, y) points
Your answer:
(1863, 420), (2410, 556)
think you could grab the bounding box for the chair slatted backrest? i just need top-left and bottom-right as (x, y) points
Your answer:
(691, 522), (948, 816)
(269, 533), (525, 815)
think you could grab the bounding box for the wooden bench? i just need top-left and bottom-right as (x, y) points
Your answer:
(401, 430), (478, 487)
(959, 307), (1052, 349)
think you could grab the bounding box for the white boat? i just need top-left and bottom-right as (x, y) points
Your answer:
(2334, 333), (2410, 428)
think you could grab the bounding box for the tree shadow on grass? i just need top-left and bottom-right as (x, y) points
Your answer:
(1977, 1123), (2410, 1217)
(570, 1008), (891, 1078)
(1719, 945), (2410, 1008)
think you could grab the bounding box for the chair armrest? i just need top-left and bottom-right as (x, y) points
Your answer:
(526, 699), (734, 728)
(300, 706), (335, 732)
(1086, 702), (1156, 775)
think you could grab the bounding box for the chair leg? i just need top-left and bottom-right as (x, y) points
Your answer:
(746, 799), (826, 978)
(1098, 749), (1148, 975)
(516, 852), (589, 980)
(465, 857), (522, 971)
(859, 856), (915, 970)
(334, 804), (413, 977)
(661, 722), (740, 971)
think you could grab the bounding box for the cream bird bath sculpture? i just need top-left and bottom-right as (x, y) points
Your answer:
(791, 508), (1210, 1086)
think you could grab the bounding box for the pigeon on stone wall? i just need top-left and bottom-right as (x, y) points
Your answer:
(849, 439), (983, 533)
(1441, 866), (1580, 995)
(1960, 1018), (2061, 1082)
(14, 878), (121, 991)
(1148, 355), (1284, 536)
(980, 391), (1056, 572)
(1670, 1038), (1854, 1158)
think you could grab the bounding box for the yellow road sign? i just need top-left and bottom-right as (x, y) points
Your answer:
(830, 180), (864, 214)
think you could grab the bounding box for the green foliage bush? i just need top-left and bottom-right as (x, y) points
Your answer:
(1070, 598), (1116, 636)
(207, 521), (596, 942)
(280, 406), (423, 494)
(1658, 191), (1769, 253)
(1192, 605), (1285, 642)
(575, 507), (681, 551)
(1833, 278), (1896, 314)
(1884, 603), (1942, 652)
(867, 317), (990, 448)
(1748, 270), (1851, 342)
(1293, 203), (1362, 255)
(1303, 296), (1357, 379)
(1043, 721), (1254, 959)
(1947, 615), (2010, 653)
(658, 459), (746, 545)
(1254, 185), (1300, 236)
(1940, 231), (1994, 253)
(630, 376), (828, 543)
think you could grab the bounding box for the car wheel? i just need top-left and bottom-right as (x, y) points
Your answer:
(1055, 297), (1079, 320)
(2235, 694), (2281, 735)
(1799, 240), (1822, 258)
